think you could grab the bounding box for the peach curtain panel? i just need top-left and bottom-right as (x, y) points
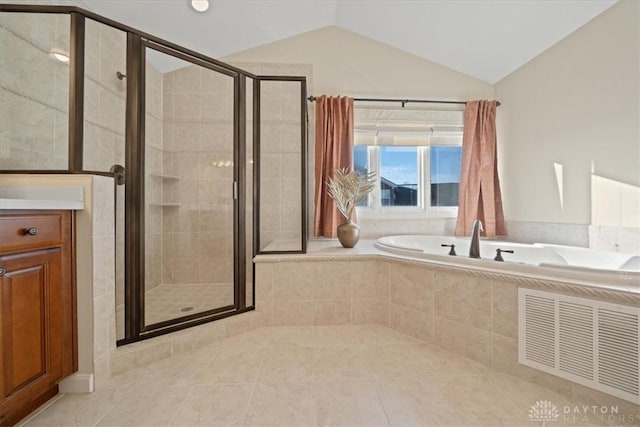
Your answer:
(314, 96), (354, 237)
(455, 100), (506, 237)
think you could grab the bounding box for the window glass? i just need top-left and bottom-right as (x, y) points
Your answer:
(430, 145), (461, 207)
(379, 146), (418, 206)
(354, 145), (369, 206)
(354, 145), (368, 174)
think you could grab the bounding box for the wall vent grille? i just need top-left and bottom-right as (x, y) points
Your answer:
(518, 289), (640, 404)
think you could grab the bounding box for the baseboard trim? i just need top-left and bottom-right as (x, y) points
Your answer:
(58, 373), (94, 394)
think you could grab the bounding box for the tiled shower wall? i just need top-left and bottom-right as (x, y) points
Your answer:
(160, 64), (235, 285)
(0, 12), (70, 169)
(259, 80), (304, 250)
(83, 18), (126, 172)
(144, 62), (164, 291)
(232, 63), (313, 252)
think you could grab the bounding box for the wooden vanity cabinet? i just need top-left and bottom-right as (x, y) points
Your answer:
(0, 210), (77, 426)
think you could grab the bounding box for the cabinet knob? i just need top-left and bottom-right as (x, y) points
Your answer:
(24, 227), (39, 236)
(0, 268), (5, 277)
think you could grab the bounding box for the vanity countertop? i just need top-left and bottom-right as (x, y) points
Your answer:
(0, 186), (85, 210)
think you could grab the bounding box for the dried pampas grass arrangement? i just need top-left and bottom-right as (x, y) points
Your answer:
(326, 168), (376, 221)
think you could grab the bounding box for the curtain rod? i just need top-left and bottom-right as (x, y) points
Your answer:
(307, 95), (500, 108)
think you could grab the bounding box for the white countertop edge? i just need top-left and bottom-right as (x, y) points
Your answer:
(0, 198), (85, 210)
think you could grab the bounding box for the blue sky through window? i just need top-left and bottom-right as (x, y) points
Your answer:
(431, 146), (462, 184)
(380, 146), (417, 185)
(354, 145), (462, 185)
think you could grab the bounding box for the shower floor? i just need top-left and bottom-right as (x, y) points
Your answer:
(116, 282), (253, 338)
(21, 324), (627, 426)
(145, 283), (235, 325)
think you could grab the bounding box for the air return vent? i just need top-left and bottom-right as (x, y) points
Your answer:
(518, 289), (639, 404)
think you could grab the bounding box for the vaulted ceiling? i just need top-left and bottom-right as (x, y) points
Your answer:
(83, 0), (617, 83)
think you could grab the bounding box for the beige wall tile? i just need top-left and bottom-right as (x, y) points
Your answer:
(254, 263), (273, 304)
(389, 264), (434, 313)
(351, 298), (388, 325)
(351, 260), (389, 299)
(272, 262), (315, 300)
(492, 280), (518, 338)
(272, 300), (314, 326)
(313, 261), (350, 299)
(434, 317), (493, 366)
(93, 293), (115, 361)
(314, 299), (351, 325)
(434, 272), (492, 331)
(92, 235), (115, 298)
(389, 303), (433, 342)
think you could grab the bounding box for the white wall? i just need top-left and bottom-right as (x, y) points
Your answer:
(224, 26), (494, 238)
(224, 25), (493, 101)
(495, 0), (639, 227)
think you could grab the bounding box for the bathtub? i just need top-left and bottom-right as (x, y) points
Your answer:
(374, 235), (640, 274)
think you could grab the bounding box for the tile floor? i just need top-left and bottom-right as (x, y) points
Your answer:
(22, 325), (627, 427)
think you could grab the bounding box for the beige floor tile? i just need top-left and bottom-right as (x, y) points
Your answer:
(243, 381), (316, 427)
(96, 384), (190, 426)
(218, 327), (273, 347)
(349, 324), (422, 346)
(17, 325), (609, 427)
(487, 374), (609, 426)
(314, 345), (377, 381)
(377, 379), (470, 427)
(23, 388), (122, 427)
(257, 345), (317, 383)
(265, 326), (317, 346)
(368, 344), (452, 380)
(315, 380), (389, 427)
(111, 348), (217, 389)
(313, 325), (360, 346)
(428, 375), (528, 426)
(169, 384), (253, 427)
(198, 345), (266, 384)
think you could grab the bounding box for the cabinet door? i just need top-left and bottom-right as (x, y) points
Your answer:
(0, 248), (63, 425)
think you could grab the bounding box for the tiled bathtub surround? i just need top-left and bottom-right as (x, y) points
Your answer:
(252, 250), (639, 412)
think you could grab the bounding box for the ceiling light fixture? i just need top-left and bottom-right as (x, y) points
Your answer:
(49, 49), (69, 64)
(191, 0), (209, 12)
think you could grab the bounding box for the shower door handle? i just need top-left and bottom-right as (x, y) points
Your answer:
(233, 181), (238, 200)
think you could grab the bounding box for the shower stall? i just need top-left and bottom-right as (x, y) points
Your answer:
(0, 4), (307, 344)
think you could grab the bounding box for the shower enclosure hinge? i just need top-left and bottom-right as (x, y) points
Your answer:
(233, 181), (238, 200)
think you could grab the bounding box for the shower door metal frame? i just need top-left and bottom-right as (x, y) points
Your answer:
(0, 4), (311, 346)
(119, 37), (253, 344)
(253, 76), (308, 256)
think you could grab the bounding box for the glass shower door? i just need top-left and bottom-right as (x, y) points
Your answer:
(142, 44), (236, 329)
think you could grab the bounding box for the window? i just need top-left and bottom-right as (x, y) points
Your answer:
(353, 107), (464, 217)
(430, 145), (462, 207)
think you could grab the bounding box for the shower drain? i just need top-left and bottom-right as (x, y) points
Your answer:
(180, 306), (194, 312)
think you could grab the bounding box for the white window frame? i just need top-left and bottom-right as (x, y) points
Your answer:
(356, 141), (461, 220)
